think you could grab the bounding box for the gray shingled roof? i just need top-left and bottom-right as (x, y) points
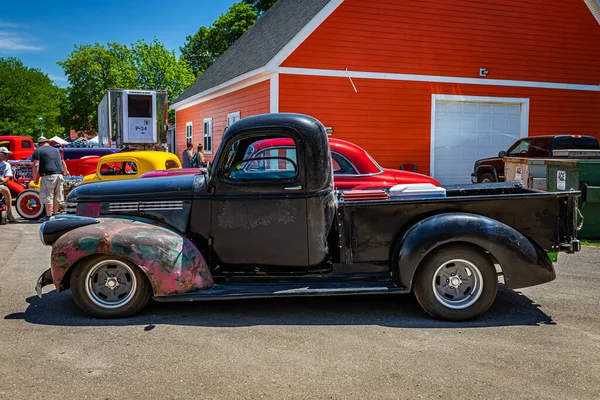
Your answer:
(174, 0), (331, 104)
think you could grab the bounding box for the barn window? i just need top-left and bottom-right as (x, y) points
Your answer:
(186, 122), (193, 144)
(203, 118), (213, 154)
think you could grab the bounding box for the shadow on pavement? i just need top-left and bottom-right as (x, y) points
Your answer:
(5, 284), (555, 329)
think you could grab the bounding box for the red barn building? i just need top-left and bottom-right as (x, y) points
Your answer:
(172, 0), (600, 184)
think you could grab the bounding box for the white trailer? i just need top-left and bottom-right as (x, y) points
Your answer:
(97, 89), (168, 149)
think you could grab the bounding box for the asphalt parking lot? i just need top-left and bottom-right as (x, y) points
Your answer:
(1, 219), (599, 399)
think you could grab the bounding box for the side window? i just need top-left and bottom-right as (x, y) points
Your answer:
(186, 122), (193, 144)
(165, 160), (179, 169)
(100, 162), (122, 176)
(21, 141), (32, 149)
(528, 138), (551, 157)
(331, 152), (358, 175)
(203, 118), (213, 154)
(223, 137), (298, 181)
(100, 162), (137, 175)
(508, 140), (530, 157)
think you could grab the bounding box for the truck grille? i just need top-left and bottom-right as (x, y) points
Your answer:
(66, 202), (78, 214)
(109, 201), (184, 212)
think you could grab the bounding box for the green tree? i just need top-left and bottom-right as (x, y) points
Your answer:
(244, 0), (278, 14)
(59, 43), (137, 134)
(131, 38), (195, 99)
(59, 39), (194, 132)
(180, 2), (259, 76)
(0, 57), (67, 138)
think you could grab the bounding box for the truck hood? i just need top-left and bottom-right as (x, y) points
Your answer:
(473, 156), (501, 170)
(68, 174), (202, 203)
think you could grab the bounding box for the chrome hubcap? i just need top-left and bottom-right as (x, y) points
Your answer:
(432, 259), (484, 310)
(85, 260), (137, 309)
(26, 199), (38, 210)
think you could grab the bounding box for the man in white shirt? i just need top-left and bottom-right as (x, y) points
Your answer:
(0, 147), (16, 222)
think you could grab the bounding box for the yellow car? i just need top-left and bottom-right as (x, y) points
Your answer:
(81, 151), (181, 184)
(29, 151), (181, 189)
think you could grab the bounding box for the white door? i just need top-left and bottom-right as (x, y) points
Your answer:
(433, 100), (525, 185)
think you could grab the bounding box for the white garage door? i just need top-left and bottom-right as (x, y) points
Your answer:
(433, 100), (524, 185)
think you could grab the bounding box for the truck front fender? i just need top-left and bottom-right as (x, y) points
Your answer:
(395, 213), (554, 290)
(50, 217), (213, 296)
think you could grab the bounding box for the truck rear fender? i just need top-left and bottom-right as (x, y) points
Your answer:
(394, 213), (555, 290)
(50, 217), (214, 296)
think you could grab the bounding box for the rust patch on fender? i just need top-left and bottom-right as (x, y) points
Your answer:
(51, 218), (213, 296)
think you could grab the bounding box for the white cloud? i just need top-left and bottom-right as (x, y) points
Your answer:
(0, 20), (42, 52)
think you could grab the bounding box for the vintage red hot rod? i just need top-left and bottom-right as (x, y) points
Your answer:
(36, 114), (581, 321)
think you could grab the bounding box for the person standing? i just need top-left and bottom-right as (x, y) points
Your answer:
(31, 137), (70, 222)
(0, 147), (16, 222)
(190, 143), (207, 168)
(182, 142), (194, 168)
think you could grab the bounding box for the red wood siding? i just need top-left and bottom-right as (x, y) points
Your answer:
(280, 74), (600, 174)
(282, 0), (600, 85)
(175, 81), (270, 161)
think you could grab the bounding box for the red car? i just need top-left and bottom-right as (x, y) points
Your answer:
(0, 136), (35, 161)
(141, 138), (439, 189)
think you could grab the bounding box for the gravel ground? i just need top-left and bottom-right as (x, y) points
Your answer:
(1, 219), (599, 399)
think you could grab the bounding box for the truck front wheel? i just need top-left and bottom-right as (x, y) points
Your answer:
(71, 256), (151, 318)
(413, 245), (498, 321)
(478, 172), (496, 183)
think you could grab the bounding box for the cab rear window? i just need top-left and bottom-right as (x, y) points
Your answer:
(554, 137), (600, 150)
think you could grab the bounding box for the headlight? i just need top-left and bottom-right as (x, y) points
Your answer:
(39, 222), (47, 245)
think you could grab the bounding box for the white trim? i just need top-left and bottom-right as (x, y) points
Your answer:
(265, 0), (345, 71)
(278, 67), (600, 92)
(203, 118), (213, 154)
(584, 0), (600, 24)
(170, 68), (271, 110)
(270, 73), (279, 113)
(430, 95), (530, 178)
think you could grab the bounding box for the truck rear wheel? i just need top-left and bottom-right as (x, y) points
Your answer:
(70, 256), (151, 318)
(413, 245), (498, 321)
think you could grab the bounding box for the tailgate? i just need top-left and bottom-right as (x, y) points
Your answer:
(558, 191), (582, 253)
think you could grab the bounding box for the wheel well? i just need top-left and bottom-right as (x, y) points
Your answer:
(413, 242), (501, 288)
(59, 254), (152, 292)
(478, 168), (495, 178)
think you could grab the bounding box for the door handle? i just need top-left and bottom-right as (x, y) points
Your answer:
(284, 185), (302, 191)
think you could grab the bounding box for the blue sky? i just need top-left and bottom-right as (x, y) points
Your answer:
(1, 0), (236, 86)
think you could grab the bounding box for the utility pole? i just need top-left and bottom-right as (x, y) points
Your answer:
(38, 117), (43, 140)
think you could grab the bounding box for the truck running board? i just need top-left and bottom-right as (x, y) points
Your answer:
(154, 282), (409, 302)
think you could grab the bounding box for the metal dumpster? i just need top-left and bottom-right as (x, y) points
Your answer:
(546, 159), (600, 239)
(504, 158), (548, 190)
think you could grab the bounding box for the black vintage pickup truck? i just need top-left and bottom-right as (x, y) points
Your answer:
(37, 114), (581, 321)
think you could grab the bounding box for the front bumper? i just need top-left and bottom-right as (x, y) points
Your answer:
(35, 268), (53, 298)
(471, 173), (478, 184)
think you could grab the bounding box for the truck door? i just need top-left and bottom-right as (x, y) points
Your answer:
(210, 135), (309, 272)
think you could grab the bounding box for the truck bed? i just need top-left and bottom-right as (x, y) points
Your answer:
(337, 183), (580, 264)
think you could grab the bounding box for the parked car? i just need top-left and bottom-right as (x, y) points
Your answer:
(0, 136), (35, 161)
(80, 151), (181, 184)
(37, 113), (580, 321)
(141, 138), (440, 189)
(11, 148), (118, 220)
(472, 135), (600, 183)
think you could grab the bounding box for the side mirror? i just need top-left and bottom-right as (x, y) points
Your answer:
(498, 150), (507, 158)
